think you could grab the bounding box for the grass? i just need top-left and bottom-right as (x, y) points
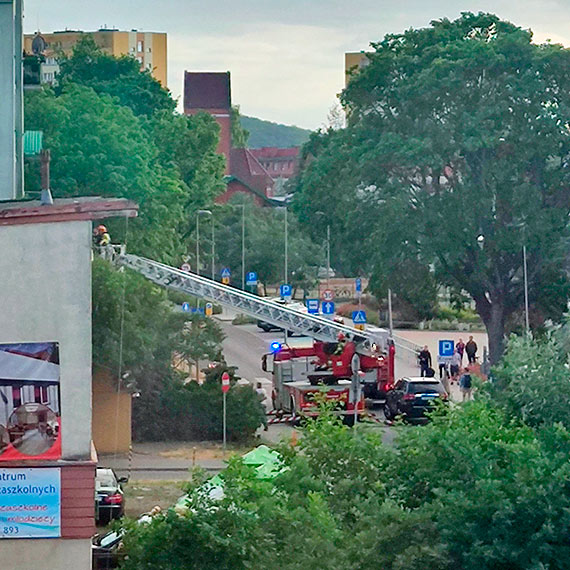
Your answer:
(123, 480), (188, 519)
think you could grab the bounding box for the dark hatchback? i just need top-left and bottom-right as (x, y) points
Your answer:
(384, 377), (447, 421)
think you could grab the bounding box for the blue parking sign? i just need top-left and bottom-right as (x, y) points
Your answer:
(306, 299), (320, 314)
(322, 301), (335, 315)
(246, 271), (258, 285)
(439, 340), (454, 357)
(280, 284), (292, 298)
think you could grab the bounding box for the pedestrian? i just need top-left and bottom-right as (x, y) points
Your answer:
(437, 354), (449, 380)
(256, 381), (269, 431)
(418, 345), (432, 377)
(93, 225), (110, 247)
(456, 338), (465, 365)
(449, 349), (461, 383)
(459, 368), (473, 402)
(441, 367), (451, 396)
(465, 336), (478, 364)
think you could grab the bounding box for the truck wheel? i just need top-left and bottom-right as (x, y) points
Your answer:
(343, 414), (356, 427)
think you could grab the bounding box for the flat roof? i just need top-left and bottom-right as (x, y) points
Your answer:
(0, 196), (138, 227)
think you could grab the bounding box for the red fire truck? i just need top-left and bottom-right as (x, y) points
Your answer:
(262, 336), (395, 423)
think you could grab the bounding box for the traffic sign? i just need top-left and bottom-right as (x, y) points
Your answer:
(352, 310), (367, 324)
(306, 298), (320, 314)
(355, 278), (362, 293)
(439, 340), (454, 357)
(205, 302), (213, 317)
(182, 302), (191, 312)
(246, 271), (258, 286)
(221, 371), (230, 393)
(280, 284), (292, 298)
(181, 263), (191, 273)
(322, 301), (335, 315)
(221, 267), (231, 278)
(322, 289), (334, 301)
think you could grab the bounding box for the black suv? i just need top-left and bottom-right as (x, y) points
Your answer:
(384, 377), (447, 421)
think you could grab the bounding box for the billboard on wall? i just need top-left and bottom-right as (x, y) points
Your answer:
(0, 467), (61, 538)
(0, 343), (61, 461)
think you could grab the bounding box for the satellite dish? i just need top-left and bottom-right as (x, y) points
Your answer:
(31, 34), (46, 55)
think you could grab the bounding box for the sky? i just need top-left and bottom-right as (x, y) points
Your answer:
(23, 0), (570, 130)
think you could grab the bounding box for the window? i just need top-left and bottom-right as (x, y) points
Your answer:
(40, 386), (49, 404)
(137, 40), (143, 52)
(147, 47), (152, 53)
(137, 56), (143, 64)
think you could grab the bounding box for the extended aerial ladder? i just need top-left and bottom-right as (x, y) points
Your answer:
(110, 251), (390, 354)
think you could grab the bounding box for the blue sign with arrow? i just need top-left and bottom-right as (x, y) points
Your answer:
(352, 310), (367, 324)
(306, 299), (320, 314)
(246, 271), (258, 285)
(280, 284), (292, 298)
(221, 267), (231, 278)
(322, 301), (335, 315)
(182, 302), (191, 312)
(355, 278), (362, 293)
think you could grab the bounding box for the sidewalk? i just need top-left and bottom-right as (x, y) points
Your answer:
(99, 441), (228, 478)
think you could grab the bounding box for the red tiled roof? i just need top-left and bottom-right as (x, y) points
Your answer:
(229, 148), (274, 198)
(249, 147), (300, 159)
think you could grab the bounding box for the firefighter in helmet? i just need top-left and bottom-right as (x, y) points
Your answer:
(334, 332), (347, 355)
(93, 225), (110, 247)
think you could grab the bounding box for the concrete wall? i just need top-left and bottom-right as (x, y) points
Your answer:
(3, 537), (91, 570)
(0, 0), (16, 200)
(0, 220), (92, 459)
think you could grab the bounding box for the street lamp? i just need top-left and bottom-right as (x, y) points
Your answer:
(477, 233), (530, 334)
(315, 211), (331, 289)
(216, 203), (246, 290)
(197, 209), (214, 280)
(276, 206), (288, 284)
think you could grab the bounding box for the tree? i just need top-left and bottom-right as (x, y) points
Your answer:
(56, 35), (175, 117)
(294, 13), (570, 363)
(176, 314), (225, 381)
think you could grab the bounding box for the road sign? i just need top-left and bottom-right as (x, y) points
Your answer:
(352, 310), (367, 324)
(322, 289), (334, 301)
(221, 371), (230, 393)
(191, 307), (204, 315)
(306, 298), (320, 314)
(182, 302), (191, 312)
(355, 278), (362, 293)
(280, 284), (292, 298)
(221, 267), (231, 278)
(439, 340), (454, 357)
(181, 263), (191, 273)
(354, 324), (365, 331)
(205, 302), (213, 317)
(322, 301), (335, 315)
(246, 271), (258, 286)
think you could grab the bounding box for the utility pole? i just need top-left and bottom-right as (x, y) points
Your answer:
(523, 244), (530, 334)
(241, 205), (245, 290)
(284, 206), (288, 284)
(326, 224), (331, 289)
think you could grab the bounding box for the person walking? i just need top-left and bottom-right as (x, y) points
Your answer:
(437, 354), (449, 380)
(459, 368), (473, 402)
(256, 381), (269, 431)
(418, 345), (432, 377)
(456, 338), (465, 365)
(465, 336), (478, 364)
(449, 349), (461, 383)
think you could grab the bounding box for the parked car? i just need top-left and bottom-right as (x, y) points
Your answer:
(257, 298), (307, 333)
(384, 377), (447, 421)
(95, 468), (127, 525)
(92, 509), (158, 569)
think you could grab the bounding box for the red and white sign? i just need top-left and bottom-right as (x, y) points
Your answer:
(180, 263), (191, 273)
(221, 371), (230, 393)
(322, 289), (334, 302)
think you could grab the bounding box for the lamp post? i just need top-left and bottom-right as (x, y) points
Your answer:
(276, 206), (288, 284)
(477, 232), (530, 334)
(217, 203), (246, 289)
(315, 211), (331, 289)
(197, 209), (214, 280)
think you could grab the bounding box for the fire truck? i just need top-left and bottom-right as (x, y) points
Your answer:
(262, 334), (395, 422)
(107, 252), (395, 416)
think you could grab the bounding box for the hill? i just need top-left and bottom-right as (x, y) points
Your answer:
(240, 116), (312, 149)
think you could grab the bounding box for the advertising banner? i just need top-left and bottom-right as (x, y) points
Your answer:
(0, 343), (61, 461)
(0, 467), (61, 538)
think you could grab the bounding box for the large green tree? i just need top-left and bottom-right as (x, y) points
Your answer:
(294, 13), (570, 363)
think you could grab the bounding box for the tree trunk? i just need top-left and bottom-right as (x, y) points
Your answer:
(483, 302), (506, 366)
(195, 359), (200, 382)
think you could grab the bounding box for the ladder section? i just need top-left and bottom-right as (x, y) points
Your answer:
(116, 253), (389, 351)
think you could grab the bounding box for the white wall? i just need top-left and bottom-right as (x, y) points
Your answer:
(2, 538), (91, 570)
(0, 221), (92, 459)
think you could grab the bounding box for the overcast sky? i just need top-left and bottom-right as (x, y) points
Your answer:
(23, 1), (570, 129)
